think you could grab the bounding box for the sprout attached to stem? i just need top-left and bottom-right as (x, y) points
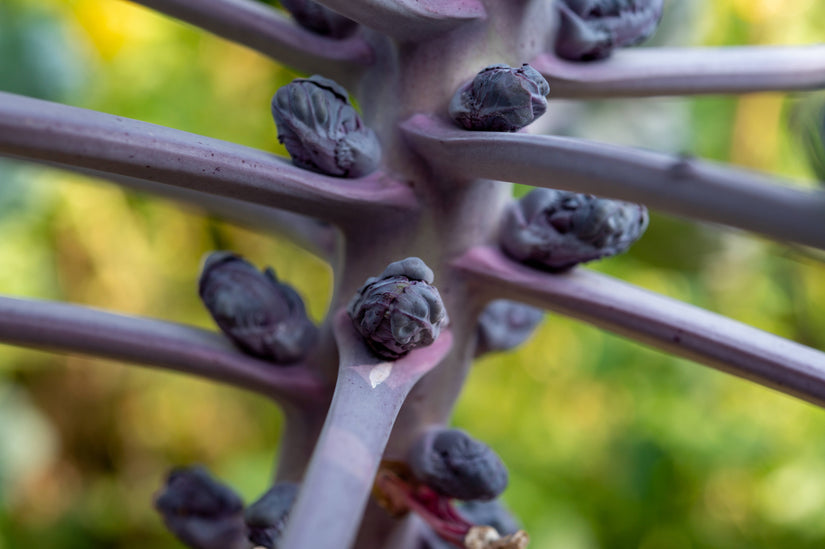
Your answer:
(348, 257), (449, 360)
(499, 188), (648, 271)
(272, 75), (381, 177)
(449, 64), (550, 132)
(198, 251), (318, 363)
(555, 0), (664, 61)
(279, 0), (358, 38)
(154, 466), (247, 549)
(245, 483), (299, 549)
(476, 300), (544, 356)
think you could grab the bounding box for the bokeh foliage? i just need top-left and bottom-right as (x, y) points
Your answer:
(0, 0), (824, 547)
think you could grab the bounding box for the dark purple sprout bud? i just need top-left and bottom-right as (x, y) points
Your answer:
(555, 0), (664, 61)
(449, 64), (550, 132)
(279, 0), (358, 38)
(244, 482), (299, 549)
(271, 75), (381, 177)
(198, 251), (318, 363)
(499, 188), (648, 271)
(476, 300), (544, 356)
(154, 466), (246, 549)
(347, 257), (449, 360)
(409, 428), (508, 501)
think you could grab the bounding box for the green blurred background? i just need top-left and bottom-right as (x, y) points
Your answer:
(0, 0), (824, 547)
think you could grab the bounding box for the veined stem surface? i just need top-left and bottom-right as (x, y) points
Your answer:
(401, 114), (825, 250)
(126, 0), (373, 80)
(532, 45), (825, 98)
(280, 310), (453, 549)
(0, 92), (418, 227)
(455, 246), (825, 408)
(0, 296), (326, 406)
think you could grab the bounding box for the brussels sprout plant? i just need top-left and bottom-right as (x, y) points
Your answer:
(0, 0), (824, 548)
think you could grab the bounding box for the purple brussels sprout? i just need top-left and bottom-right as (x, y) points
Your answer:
(198, 251), (318, 363)
(154, 466), (246, 549)
(409, 428), (508, 501)
(555, 0), (664, 61)
(476, 300), (544, 356)
(347, 257), (449, 360)
(449, 64), (550, 132)
(271, 75), (381, 177)
(499, 188), (648, 271)
(279, 0), (358, 38)
(244, 482), (299, 549)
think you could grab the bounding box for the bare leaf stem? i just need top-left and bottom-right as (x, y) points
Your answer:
(126, 0), (373, 79)
(0, 92), (418, 228)
(402, 114), (825, 250)
(532, 45), (825, 98)
(455, 246), (825, 408)
(0, 296), (327, 406)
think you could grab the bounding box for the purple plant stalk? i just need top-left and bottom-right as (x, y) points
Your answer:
(0, 1), (825, 548)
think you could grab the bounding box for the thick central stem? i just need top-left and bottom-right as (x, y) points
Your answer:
(277, 3), (559, 547)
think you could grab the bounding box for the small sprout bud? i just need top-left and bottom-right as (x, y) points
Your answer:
(476, 300), (544, 356)
(279, 0), (358, 38)
(555, 0), (664, 61)
(154, 466), (246, 549)
(348, 257), (448, 360)
(499, 188), (648, 271)
(244, 483), (299, 549)
(449, 64), (550, 132)
(409, 428), (508, 501)
(198, 251), (318, 363)
(272, 75), (381, 177)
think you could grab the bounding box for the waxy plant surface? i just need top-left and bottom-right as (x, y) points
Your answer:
(0, 0), (824, 548)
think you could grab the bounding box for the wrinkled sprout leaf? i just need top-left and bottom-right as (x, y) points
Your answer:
(198, 251), (318, 363)
(348, 257), (449, 360)
(499, 188), (648, 271)
(272, 75), (381, 177)
(555, 0), (664, 61)
(449, 64), (550, 132)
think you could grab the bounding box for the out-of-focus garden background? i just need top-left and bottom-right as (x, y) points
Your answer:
(0, 0), (824, 547)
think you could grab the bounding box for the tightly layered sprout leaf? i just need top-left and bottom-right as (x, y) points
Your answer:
(198, 251), (318, 363)
(449, 64), (550, 132)
(499, 188), (648, 271)
(271, 75), (381, 177)
(409, 428), (508, 502)
(475, 300), (544, 356)
(245, 483), (299, 549)
(154, 466), (246, 549)
(348, 257), (449, 360)
(555, 0), (664, 61)
(279, 0), (358, 38)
